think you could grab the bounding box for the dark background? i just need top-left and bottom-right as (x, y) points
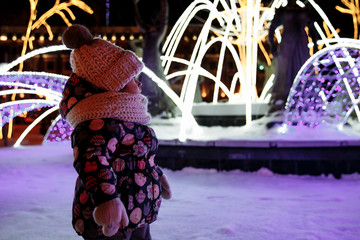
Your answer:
(0, 0), (193, 26)
(0, 0), (354, 37)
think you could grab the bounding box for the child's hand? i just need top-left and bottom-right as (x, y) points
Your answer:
(93, 198), (129, 237)
(160, 174), (172, 199)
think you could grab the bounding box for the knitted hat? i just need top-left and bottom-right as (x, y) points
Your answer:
(62, 24), (144, 91)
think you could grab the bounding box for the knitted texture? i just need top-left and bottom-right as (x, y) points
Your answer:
(65, 91), (151, 128)
(70, 39), (144, 92)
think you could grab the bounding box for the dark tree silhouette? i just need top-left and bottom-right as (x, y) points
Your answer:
(133, 0), (175, 117)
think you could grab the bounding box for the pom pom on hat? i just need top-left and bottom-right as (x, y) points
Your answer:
(62, 24), (93, 49)
(62, 24), (144, 92)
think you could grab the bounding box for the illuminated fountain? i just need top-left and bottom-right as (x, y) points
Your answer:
(161, 0), (276, 135)
(160, 0), (360, 135)
(160, 0), (360, 134)
(1, 0), (360, 147)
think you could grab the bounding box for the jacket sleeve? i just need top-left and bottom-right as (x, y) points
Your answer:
(147, 127), (164, 178)
(73, 142), (119, 207)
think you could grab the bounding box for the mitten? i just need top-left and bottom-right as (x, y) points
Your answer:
(93, 198), (129, 237)
(160, 174), (172, 199)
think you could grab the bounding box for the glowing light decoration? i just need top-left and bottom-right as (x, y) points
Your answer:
(2, 0), (93, 143)
(142, 66), (200, 142)
(161, 0), (360, 135)
(43, 115), (73, 143)
(284, 42), (360, 128)
(20, 0), (93, 71)
(0, 46), (69, 144)
(13, 106), (59, 148)
(0, 70), (69, 145)
(0, 46), (199, 145)
(2, 0), (360, 146)
(281, 0), (360, 129)
(161, 0), (278, 136)
(335, 0), (360, 39)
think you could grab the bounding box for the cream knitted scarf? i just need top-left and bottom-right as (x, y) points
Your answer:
(66, 91), (151, 128)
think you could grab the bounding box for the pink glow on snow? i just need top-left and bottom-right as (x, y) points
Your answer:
(0, 143), (359, 240)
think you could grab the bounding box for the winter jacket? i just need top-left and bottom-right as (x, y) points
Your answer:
(60, 74), (163, 239)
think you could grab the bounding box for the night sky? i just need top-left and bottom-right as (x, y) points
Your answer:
(0, 0), (194, 26)
(0, 0), (355, 37)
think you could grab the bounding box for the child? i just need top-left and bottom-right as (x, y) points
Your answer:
(59, 24), (171, 240)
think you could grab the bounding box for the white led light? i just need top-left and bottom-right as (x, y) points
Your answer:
(14, 106), (59, 148)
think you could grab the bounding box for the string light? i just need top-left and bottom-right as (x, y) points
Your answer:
(0, 35), (7, 41)
(0, 69), (68, 144)
(43, 115), (73, 143)
(14, 106), (59, 147)
(284, 42), (360, 127)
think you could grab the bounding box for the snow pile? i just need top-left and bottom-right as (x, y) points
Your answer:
(149, 116), (360, 142)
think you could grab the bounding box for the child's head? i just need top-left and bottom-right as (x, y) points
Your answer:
(62, 24), (144, 92)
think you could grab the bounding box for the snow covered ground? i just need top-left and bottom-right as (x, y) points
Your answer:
(1, 142), (360, 240)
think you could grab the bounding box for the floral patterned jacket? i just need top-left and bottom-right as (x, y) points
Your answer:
(60, 74), (163, 239)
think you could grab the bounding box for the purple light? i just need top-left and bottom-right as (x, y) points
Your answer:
(284, 45), (360, 128)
